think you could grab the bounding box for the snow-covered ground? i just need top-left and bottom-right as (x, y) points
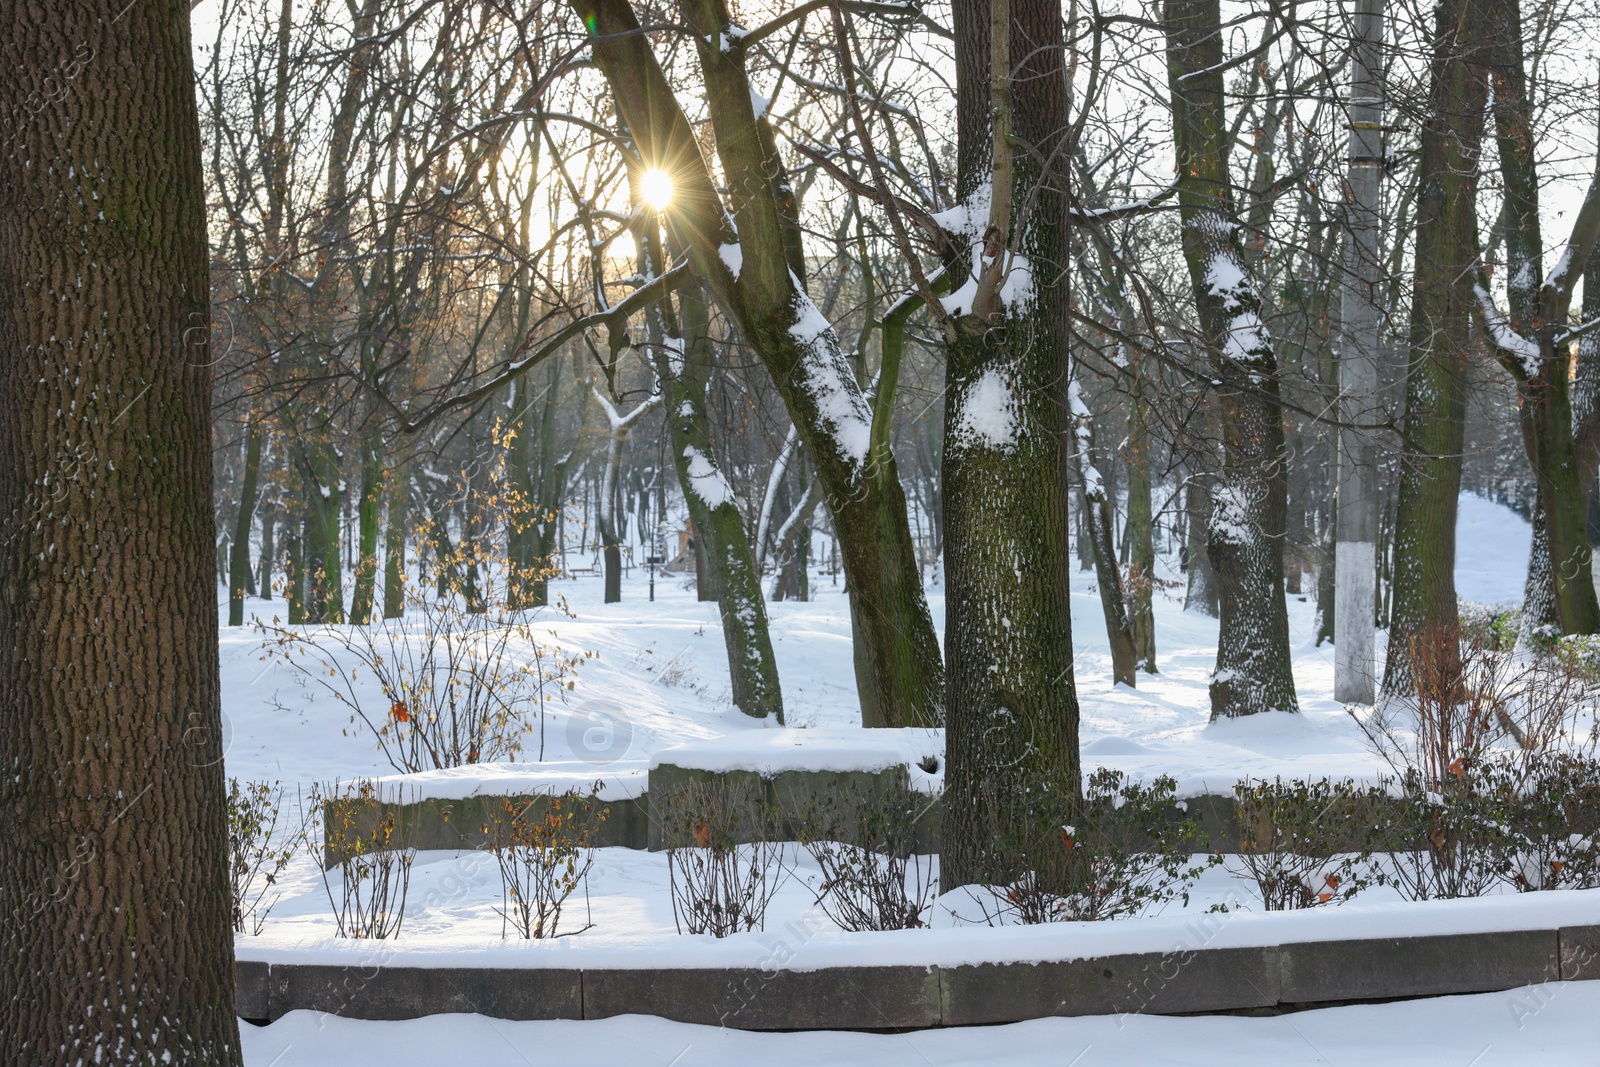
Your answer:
(243, 981), (1600, 1066)
(222, 493), (1569, 1059)
(220, 491), (1534, 805)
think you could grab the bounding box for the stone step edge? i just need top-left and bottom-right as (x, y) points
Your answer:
(237, 923), (1600, 1030)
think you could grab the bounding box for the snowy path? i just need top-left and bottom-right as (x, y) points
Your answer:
(242, 981), (1597, 1065)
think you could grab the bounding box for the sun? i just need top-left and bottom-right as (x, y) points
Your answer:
(639, 168), (674, 211)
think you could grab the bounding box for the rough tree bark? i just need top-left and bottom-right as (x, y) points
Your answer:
(1476, 0), (1600, 639)
(1166, 0), (1299, 718)
(940, 0), (1082, 890)
(1384, 0), (1491, 692)
(631, 185), (785, 720)
(0, 0), (244, 1057)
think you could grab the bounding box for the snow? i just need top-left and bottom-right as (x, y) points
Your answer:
(217, 492), (1564, 984)
(1207, 482), (1256, 546)
(786, 282), (872, 467)
(243, 982), (1600, 1064)
(1203, 252), (1272, 372)
(682, 445), (735, 508)
(1475, 284), (1544, 377)
(718, 242), (743, 281)
(951, 368), (1018, 451)
(1455, 493), (1533, 605)
(650, 727), (942, 789)
(218, 493), (1536, 807)
(367, 763), (645, 803)
(235, 881), (1600, 972)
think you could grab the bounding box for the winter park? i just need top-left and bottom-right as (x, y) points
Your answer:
(7, 0), (1600, 1063)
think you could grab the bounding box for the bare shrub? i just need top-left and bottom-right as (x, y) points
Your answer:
(481, 786), (607, 939)
(228, 778), (303, 934)
(1229, 777), (1387, 910)
(258, 568), (590, 772)
(658, 776), (787, 937)
(1353, 623), (1600, 899)
(319, 780), (416, 938)
(968, 769), (1218, 924)
(795, 780), (936, 931)
(1492, 754), (1600, 891)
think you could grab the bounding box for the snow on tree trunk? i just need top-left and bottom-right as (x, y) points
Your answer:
(638, 235), (783, 719)
(1166, 0), (1298, 719)
(1071, 381), (1138, 687)
(577, 0), (944, 726)
(940, 0), (1082, 892)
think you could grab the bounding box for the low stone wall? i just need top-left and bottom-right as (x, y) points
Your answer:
(321, 792), (649, 868)
(322, 765), (1249, 866)
(237, 923), (1599, 1028)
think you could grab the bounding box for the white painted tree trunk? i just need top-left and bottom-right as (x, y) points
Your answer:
(1334, 0), (1385, 704)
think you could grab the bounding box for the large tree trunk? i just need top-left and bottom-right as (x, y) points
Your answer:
(0, 0), (243, 1056)
(1383, 0), (1491, 692)
(1481, 0), (1600, 638)
(940, 0), (1082, 891)
(228, 418), (264, 626)
(1166, 0), (1298, 718)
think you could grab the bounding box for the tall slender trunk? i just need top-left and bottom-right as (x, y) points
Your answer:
(666, 397), (785, 718)
(1125, 383), (1157, 672)
(1167, 0), (1298, 718)
(1384, 0), (1491, 692)
(1073, 386), (1139, 686)
(634, 195), (784, 717)
(1183, 467), (1220, 616)
(285, 521), (305, 623)
(349, 434), (383, 623)
(592, 385), (660, 608)
(258, 501), (276, 602)
(228, 419), (264, 626)
(1334, 0), (1386, 702)
(0, 0), (243, 1052)
(383, 464), (408, 619)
